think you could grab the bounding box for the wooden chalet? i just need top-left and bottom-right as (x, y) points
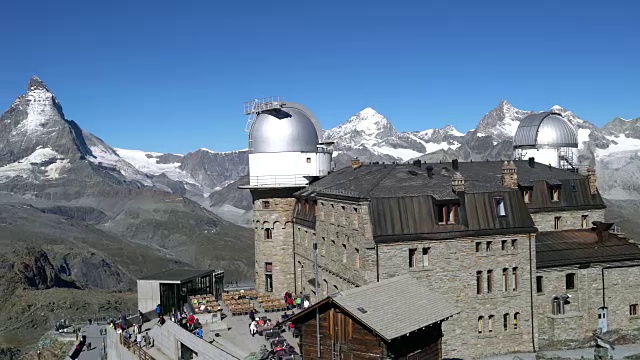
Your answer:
(287, 275), (459, 360)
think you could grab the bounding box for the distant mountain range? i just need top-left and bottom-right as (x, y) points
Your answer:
(113, 99), (640, 227)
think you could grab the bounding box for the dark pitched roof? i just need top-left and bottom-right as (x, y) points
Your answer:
(288, 275), (460, 342)
(138, 269), (217, 283)
(297, 163), (537, 241)
(536, 230), (640, 268)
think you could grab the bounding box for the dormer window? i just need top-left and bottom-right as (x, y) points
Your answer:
(494, 197), (507, 217)
(550, 188), (560, 202)
(522, 189), (532, 204)
(436, 204), (459, 225)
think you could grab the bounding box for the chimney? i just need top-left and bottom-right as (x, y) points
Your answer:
(452, 172), (465, 193)
(593, 221), (614, 242)
(412, 159), (421, 167)
(501, 160), (518, 189)
(452, 159), (459, 171)
(426, 166), (434, 179)
(528, 157), (535, 168)
(587, 167), (597, 194)
(351, 158), (362, 170)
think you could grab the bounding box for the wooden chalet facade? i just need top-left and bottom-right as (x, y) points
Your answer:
(288, 275), (458, 360)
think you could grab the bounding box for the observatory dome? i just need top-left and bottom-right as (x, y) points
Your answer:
(513, 112), (578, 149)
(249, 105), (322, 153)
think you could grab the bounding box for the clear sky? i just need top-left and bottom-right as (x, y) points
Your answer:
(0, 0), (637, 154)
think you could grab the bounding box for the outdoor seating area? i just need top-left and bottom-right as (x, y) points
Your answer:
(222, 291), (256, 316)
(191, 294), (222, 314)
(256, 295), (288, 313)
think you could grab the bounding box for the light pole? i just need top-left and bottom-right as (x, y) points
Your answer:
(313, 239), (321, 357)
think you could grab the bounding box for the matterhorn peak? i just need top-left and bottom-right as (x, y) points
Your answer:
(28, 76), (51, 93)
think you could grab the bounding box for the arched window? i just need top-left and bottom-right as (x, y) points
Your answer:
(566, 273), (576, 290)
(264, 228), (272, 240)
(478, 316), (484, 334)
(514, 312), (520, 330)
(488, 315), (494, 333)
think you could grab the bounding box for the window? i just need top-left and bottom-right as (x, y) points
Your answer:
(342, 244), (347, 263)
(512, 267), (519, 291)
(551, 188), (560, 202)
(630, 304), (639, 316)
(502, 268), (509, 292)
(554, 216), (561, 230)
(422, 247), (430, 267)
(501, 240), (507, 251)
(488, 315), (494, 333)
(409, 248), (417, 269)
(355, 248), (360, 268)
(264, 228), (272, 240)
(566, 273), (576, 290)
(475, 242), (482, 252)
(511, 239), (518, 250)
(265, 262), (273, 273)
(487, 270), (493, 293)
(494, 197), (507, 217)
(536, 276), (543, 293)
(581, 215), (589, 228)
(478, 316), (484, 334)
(437, 204), (459, 225)
(306, 157), (311, 163)
(262, 200), (271, 209)
(514, 312), (520, 330)
(503, 313), (510, 331)
(265, 274), (273, 292)
(523, 189), (532, 204)
(476, 271), (483, 295)
(486, 241), (492, 252)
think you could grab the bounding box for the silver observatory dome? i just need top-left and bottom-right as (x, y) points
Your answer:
(513, 112), (578, 149)
(249, 102), (322, 153)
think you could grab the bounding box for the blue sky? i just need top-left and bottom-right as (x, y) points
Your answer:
(0, 0), (637, 154)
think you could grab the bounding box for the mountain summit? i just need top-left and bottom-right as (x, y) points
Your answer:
(0, 76), (92, 167)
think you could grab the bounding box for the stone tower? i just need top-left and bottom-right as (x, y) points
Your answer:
(240, 98), (332, 296)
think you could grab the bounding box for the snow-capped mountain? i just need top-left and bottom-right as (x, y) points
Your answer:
(324, 107), (465, 166)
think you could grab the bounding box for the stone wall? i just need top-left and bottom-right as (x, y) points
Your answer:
(531, 209), (605, 232)
(376, 233), (537, 359)
(251, 189), (298, 297)
(535, 261), (640, 349)
(293, 197), (375, 302)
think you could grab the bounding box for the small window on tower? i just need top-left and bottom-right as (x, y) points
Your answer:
(581, 215), (589, 228)
(306, 157), (311, 163)
(264, 228), (272, 240)
(262, 201), (271, 209)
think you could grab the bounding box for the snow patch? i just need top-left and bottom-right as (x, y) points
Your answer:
(89, 146), (155, 186)
(577, 128), (591, 148)
(597, 134), (640, 158)
(115, 148), (198, 185)
(46, 160), (71, 179)
(15, 88), (61, 136)
(371, 146), (422, 161)
(0, 148), (64, 181)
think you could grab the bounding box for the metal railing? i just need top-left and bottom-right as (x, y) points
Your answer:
(243, 96), (285, 115)
(120, 334), (155, 360)
(249, 174), (309, 187)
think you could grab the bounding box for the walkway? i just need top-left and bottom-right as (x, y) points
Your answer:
(77, 324), (106, 360)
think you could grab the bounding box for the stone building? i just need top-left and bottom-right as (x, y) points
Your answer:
(241, 103), (640, 358)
